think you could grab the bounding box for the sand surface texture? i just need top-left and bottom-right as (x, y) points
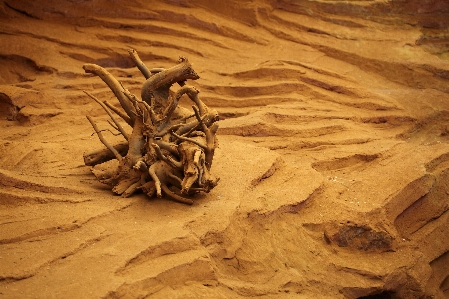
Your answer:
(1, 1), (449, 298)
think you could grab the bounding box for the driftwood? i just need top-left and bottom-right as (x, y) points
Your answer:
(83, 50), (219, 204)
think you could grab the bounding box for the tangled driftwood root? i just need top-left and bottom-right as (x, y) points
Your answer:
(83, 50), (219, 204)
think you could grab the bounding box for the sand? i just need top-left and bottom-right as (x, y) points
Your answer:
(1, 0), (449, 298)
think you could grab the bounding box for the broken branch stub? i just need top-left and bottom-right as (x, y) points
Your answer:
(83, 50), (219, 204)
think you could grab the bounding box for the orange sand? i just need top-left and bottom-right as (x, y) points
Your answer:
(1, 1), (449, 298)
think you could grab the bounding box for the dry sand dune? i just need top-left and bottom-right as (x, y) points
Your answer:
(1, 1), (449, 298)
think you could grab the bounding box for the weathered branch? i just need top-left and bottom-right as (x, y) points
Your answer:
(204, 122), (218, 169)
(122, 87), (158, 127)
(154, 139), (178, 155)
(159, 113), (205, 139)
(84, 90), (129, 141)
(152, 143), (182, 169)
(84, 142), (128, 166)
(141, 57), (199, 105)
(184, 105), (219, 169)
(155, 85), (195, 133)
(128, 49), (152, 79)
(83, 63), (136, 125)
(104, 100), (132, 125)
(86, 116), (123, 163)
(125, 115), (145, 167)
(171, 131), (206, 150)
(161, 184), (193, 205)
(180, 85), (206, 115)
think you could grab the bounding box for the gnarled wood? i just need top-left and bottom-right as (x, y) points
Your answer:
(84, 50), (219, 204)
(83, 63), (136, 126)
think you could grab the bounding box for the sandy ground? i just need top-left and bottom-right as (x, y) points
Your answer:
(1, 1), (449, 298)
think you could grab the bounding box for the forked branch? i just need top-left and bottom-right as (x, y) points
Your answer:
(83, 63), (136, 125)
(84, 90), (129, 141)
(86, 115), (123, 163)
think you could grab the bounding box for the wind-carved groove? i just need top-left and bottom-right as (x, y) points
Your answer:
(265, 10), (340, 39)
(62, 51), (137, 69)
(257, 59), (349, 80)
(314, 44), (449, 94)
(219, 121), (345, 138)
(299, 76), (358, 97)
(384, 174), (435, 229)
(200, 95), (299, 108)
(201, 81), (314, 98)
(0, 189), (91, 205)
(259, 9), (449, 94)
(228, 59), (349, 81)
(251, 157), (283, 187)
(153, 9), (266, 44)
(203, 77), (397, 112)
(95, 34), (204, 57)
(0, 202), (132, 245)
(56, 234), (111, 261)
(394, 193), (432, 237)
(311, 154), (379, 172)
(116, 235), (202, 275)
(359, 115), (416, 126)
(0, 54), (55, 84)
(3, 29), (173, 71)
(0, 223), (79, 245)
(4, 1), (41, 19)
(107, 257), (216, 298)
(0, 54), (55, 74)
(221, 66), (307, 80)
(0, 169), (80, 195)
(426, 152), (449, 173)
(88, 17), (230, 49)
(0, 273), (34, 283)
(441, 276), (449, 294)
(269, 138), (373, 151)
(394, 169), (449, 238)
(209, 61), (399, 112)
(262, 113), (350, 124)
(0, 234), (110, 283)
(258, 184), (323, 218)
(429, 250), (449, 295)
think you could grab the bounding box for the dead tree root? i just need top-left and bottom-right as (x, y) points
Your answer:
(83, 50), (219, 205)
